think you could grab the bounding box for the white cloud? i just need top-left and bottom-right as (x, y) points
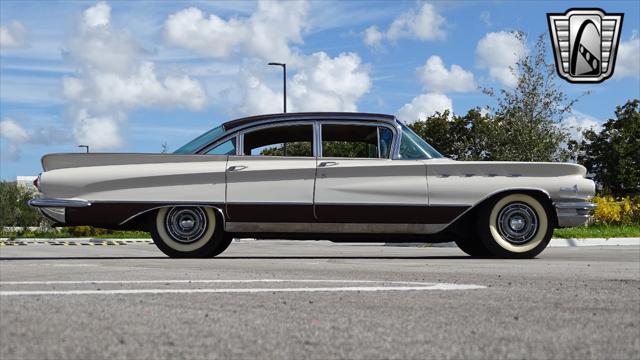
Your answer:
(63, 62), (205, 112)
(164, 0), (308, 64)
(364, 26), (383, 47)
(417, 56), (476, 93)
(476, 31), (527, 87)
(229, 52), (371, 115)
(396, 56), (474, 123)
(363, 3), (445, 47)
(163, 1), (371, 117)
(72, 110), (124, 149)
(64, 2), (143, 74)
(289, 52), (371, 112)
(83, 1), (110, 28)
(563, 113), (601, 140)
(396, 93), (452, 123)
(63, 2), (206, 150)
(0, 20), (27, 48)
(0, 119), (29, 143)
(480, 11), (492, 27)
(0, 118), (71, 160)
(614, 34), (640, 79)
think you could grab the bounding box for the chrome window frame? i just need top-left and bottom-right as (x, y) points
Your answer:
(197, 116), (404, 159)
(199, 133), (240, 155)
(238, 121), (317, 157)
(317, 121), (397, 159)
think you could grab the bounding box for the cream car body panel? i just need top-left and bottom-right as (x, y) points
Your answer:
(39, 154), (227, 203)
(226, 156), (316, 205)
(425, 160), (595, 206)
(314, 159), (428, 206)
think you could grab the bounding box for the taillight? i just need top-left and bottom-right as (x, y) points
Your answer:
(33, 174), (41, 191)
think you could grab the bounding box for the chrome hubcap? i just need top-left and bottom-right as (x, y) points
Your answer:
(165, 207), (208, 244)
(497, 202), (538, 244)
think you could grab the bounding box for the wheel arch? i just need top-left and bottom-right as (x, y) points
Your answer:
(120, 204), (227, 230)
(441, 188), (557, 235)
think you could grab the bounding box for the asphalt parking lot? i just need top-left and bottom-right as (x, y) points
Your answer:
(1, 240), (639, 359)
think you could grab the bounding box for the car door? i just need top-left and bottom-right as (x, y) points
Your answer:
(313, 123), (429, 227)
(225, 123), (317, 227)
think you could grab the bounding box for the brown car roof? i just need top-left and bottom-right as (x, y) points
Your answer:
(222, 112), (396, 131)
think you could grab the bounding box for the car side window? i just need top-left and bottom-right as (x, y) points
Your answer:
(321, 124), (391, 158)
(205, 138), (236, 155)
(243, 124), (313, 156)
(379, 127), (393, 158)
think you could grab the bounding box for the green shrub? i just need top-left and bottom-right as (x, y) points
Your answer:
(68, 226), (110, 237)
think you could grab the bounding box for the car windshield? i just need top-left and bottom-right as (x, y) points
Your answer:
(398, 122), (443, 159)
(174, 125), (226, 154)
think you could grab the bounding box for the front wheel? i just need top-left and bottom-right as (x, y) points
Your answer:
(477, 194), (553, 259)
(150, 207), (232, 258)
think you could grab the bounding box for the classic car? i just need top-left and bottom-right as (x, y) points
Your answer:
(29, 112), (596, 258)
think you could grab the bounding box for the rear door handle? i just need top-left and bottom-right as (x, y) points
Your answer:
(227, 165), (247, 171)
(318, 161), (338, 167)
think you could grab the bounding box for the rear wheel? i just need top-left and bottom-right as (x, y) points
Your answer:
(477, 193), (553, 259)
(150, 207), (232, 258)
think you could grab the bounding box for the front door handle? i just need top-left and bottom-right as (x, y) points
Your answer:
(228, 165), (247, 171)
(318, 161), (338, 167)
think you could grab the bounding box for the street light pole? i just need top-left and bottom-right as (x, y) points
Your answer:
(268, 62), (286, 113)
(78, 145), (89, 153)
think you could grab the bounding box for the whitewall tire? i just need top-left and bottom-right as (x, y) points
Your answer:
(150, 206), (232, 258)
(477, 194), (553, 258)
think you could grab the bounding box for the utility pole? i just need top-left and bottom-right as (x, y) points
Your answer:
(268, 62), (286, 113)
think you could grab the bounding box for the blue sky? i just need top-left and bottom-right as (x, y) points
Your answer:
(1, 0), (638, 179)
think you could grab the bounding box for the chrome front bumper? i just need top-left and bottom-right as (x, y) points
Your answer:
(28, 198), (92, 224)
(554, 201), (597, 227)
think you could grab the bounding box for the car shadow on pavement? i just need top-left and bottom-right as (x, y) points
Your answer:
(217, 255), (472, 260)
(0, 256), (168, 260)
(0, 255), (472, 260)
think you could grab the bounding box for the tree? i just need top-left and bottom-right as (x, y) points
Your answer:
(572, 99), (640, 196)
(409, 109), (491, 160)
(0, 182), (41, 227)
(409, 33), (581, 162)
(482, 33), (580, 161)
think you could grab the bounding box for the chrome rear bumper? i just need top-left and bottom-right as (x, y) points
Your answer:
(554, 201), (597, 227)
(28, 198), (92, 208)
(28, 198), (92, 225)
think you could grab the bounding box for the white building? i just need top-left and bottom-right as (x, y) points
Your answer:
(16, 175), (37, 191)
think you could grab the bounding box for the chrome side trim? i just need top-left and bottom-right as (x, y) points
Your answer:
(225, 222), (446, 234)
(28, 198), (92, 208)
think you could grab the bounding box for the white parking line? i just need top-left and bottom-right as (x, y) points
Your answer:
(0, 279), (486, 296)
(0, 285), (485, 296)
(0, 279), (446, 285)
